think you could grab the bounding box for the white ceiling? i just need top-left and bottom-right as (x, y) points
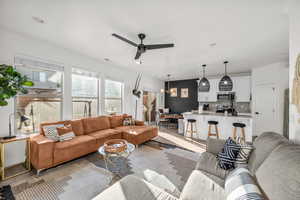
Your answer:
(0, 0), (289, 80)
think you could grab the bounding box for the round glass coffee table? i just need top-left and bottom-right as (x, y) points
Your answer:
(98, 142), (135, 182)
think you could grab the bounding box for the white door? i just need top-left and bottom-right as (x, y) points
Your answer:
(253, 84), (277, 136)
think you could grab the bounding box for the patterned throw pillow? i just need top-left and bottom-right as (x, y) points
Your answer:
(123, 117), (134, 126)
(43, 124), (64, 141)
(225, 167), (264, 200)
(217, 138), (241, 170)
(235, 144), (254, 165)
(57, 125), (76, 142)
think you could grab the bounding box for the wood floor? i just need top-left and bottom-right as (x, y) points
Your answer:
(155, 127), (206, 153)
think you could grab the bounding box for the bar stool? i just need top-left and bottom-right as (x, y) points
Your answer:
(232, 123), (246, 142)
(186, 119), (197, 138)
(207, 121), (219, 139)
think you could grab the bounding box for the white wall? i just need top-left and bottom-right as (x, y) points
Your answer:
(289, 0), (300, 143)
(0, 27), (163, 166)
(252, 62), (289, 135)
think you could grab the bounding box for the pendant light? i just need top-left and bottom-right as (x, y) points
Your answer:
(165, 74), (171, 94)
(198, 64), (210, 92)
(219, 61), (233, 91)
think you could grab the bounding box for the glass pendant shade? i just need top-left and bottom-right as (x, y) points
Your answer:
(219, 61), (233, 91)
(198, 64), (210, 92)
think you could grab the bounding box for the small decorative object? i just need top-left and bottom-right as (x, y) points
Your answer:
(181, 88), (189, 98)
(292, 54), (300, 113)
(6, 112), (30, 139)
(123, 117), (134, 126)
(170, 88), (177, 97)
(198, 64), (210, 92)
(104, 139), (128, 153)
(219, 61), (233, 91)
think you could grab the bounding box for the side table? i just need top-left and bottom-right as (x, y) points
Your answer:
(0, 135), (31, 180)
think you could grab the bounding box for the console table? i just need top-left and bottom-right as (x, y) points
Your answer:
(0, 135), (31, 180)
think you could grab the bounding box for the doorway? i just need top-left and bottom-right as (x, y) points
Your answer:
(253, 84), (277, 136)
(143, 91), (157, 125)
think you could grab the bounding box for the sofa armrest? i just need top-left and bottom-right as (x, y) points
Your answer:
(30, 134), (55, 170)
(206, 138), (226, 155)
(135, 120), (145, 126)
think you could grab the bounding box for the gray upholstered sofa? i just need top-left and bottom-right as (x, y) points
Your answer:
(93, 132), (300, 200)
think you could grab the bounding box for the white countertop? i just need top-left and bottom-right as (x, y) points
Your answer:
(182, 111), (252, 119)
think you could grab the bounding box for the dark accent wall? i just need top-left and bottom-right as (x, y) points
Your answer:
(165, 79), (198, 114)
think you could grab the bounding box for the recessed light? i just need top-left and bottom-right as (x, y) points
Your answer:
(210, 43), (217, 47)
(104, 58), (110, 62)
(32, 16), (45, 24)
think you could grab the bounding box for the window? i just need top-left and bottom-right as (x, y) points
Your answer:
(72, 69), (99, 119)
(15, 57), (63, 134)
(104, 80), (123, 114)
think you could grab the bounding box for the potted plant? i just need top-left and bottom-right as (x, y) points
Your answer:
(0, 64), (34, 106)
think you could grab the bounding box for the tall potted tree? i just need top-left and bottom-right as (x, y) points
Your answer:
(0, 64), (34, 106)
(0, 64), (34, 139)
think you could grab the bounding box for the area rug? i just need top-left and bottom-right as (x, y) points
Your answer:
(2, 141), (200, 200)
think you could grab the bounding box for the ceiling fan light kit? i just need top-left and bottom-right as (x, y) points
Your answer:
(198, 64), (210, 92)
(219, 61), (233, 91)
(112, 33), (174, 60)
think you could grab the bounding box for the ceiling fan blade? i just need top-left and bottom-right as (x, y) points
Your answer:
(145, 44), (174, 50)
(112, 33), (138, 47)
(135, 51), (142, 60)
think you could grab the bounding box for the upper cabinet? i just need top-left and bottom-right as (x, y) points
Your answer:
(198, 76), (251, 102)
(232, 76), (251, 102)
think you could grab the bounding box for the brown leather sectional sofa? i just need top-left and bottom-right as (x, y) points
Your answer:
(30, 114), (158, 174)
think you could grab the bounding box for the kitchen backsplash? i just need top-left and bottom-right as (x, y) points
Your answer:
(200, 102), (251, 113)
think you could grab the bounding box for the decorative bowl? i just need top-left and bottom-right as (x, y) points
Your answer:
(104, 139), (127, 153)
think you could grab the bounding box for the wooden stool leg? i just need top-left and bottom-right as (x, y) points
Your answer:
(191, 123), (194, 138)
(233, 127), (237, 140)
(208, 124), (211, 137)
(241, 128), (246, 143)
(215, 125), (219, 139)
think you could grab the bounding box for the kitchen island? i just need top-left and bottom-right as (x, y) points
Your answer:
(182, 112), (253, 142)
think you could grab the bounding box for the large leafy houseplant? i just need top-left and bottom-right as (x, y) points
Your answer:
(0, 64), (34, 106)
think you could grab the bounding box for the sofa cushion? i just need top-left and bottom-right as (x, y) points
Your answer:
(255, 143), (300, 200)
(82, 116), (111, 134)
(248, 132), (288, 174)
(43, 124), (64, 141)
(109, 115), (125, 128)
(225, 167), (264, 200)
(88, 129), (122, 145)
(180, 170), (225, 200)
(54, 135), (96, 164)
(70, 119), (85, 136)
(195, 152), (230, 179)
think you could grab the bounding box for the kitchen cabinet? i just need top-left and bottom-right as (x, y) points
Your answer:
(233, 76), (251, 102)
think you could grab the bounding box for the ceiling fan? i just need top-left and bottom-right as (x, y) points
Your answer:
(112, 33), (174, 60)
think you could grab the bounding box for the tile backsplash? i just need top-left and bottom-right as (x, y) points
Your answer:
(200, 102), (251, 113)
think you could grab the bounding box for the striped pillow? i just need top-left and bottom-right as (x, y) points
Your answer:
(235, 144), (254, 165)
(225, 167), (264, 200)
(217, 138), (241, 170)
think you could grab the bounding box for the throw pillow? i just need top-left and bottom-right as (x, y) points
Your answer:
(123, 117), (134, 126)
(57, 125), (75, 142)
(235, 144), (254, 165)
(217, 138), (241, 170)
(225, 167), (264, 200)
(43, 124), (64, 141)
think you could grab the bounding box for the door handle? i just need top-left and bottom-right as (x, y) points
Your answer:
(255, 112), (260, 115)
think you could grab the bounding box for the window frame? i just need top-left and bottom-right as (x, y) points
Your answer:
(104, 79), (124, 114)
(14, 58), (64, 134)
(71, 68), (101, 119)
